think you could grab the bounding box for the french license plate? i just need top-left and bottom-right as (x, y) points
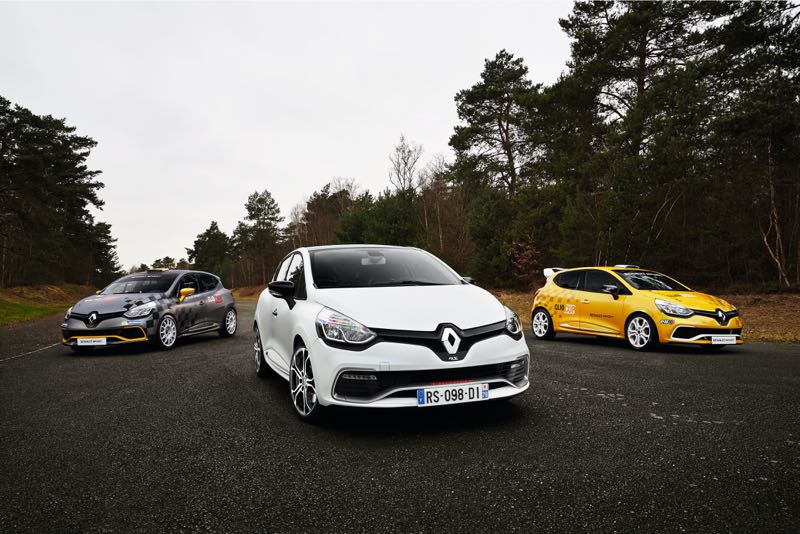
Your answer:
(77, 338), (107, 346)
(417, 383), (489, 407)
(711, 335), (736, 345)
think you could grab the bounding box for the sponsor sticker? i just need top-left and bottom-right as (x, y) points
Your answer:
(125, 320), (146, 327)
(565, 304), (576, 315)
(215, 295), (223, 304)
(660, 319), (675, 325)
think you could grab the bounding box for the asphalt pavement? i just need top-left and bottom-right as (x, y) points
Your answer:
(1, 301), (799, 533)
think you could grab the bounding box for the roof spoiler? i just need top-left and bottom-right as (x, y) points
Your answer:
(543, 267), (564, 278)
(613, 264), (640, 269)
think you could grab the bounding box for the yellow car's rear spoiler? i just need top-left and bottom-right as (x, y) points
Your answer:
(543, 267), (564, 278)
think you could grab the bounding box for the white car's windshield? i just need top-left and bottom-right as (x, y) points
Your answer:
(310, 248), (463, 288)
(102, 273), (179, 294)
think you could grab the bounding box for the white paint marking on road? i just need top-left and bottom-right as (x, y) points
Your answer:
(0, 342), (60, 363)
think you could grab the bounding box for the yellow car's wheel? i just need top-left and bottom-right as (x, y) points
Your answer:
(625, 313), (658, 351)
(531, 308), (556, 340)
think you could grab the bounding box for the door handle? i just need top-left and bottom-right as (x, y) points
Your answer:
(581, 299), (590, 304)
(272, 309), (278, 317)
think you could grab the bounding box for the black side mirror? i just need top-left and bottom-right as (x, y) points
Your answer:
(462, 277), (474, 285)
(268, 280), (296, 309)
(602, 284), (620, 300)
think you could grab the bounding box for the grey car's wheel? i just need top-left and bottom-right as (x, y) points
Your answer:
(220, 308), (237, 337)
(155, 314), (178, 350)
(531, 308), (556, 340)
(625, 313), (658, 351)
(254, 325), (271, 378)
(289, 343), (324, 422)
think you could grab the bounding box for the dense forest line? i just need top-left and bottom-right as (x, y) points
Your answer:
(3, 1), (798, 291)
(0, 96), (120, 288)
(181, 1), (799, 291)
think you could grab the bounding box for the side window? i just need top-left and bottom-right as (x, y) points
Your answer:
(199, 274), (218, 293)
(274, 255), (292, 282)
(177, 273), (200, 295)
(584, 270), (620, 293)
(286, 253), (307, 300)
(555, 270), (583, 290)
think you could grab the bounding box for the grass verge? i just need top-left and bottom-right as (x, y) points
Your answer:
(0, 301), (66, 327)
(0, 284), (96, 327)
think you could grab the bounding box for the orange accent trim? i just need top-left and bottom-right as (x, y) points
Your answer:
(62, 326), (147, 344)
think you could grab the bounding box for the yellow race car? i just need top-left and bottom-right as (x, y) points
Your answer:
(530, 266), (743, 350)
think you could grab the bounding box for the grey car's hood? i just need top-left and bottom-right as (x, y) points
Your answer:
(72, 293), (163, 315)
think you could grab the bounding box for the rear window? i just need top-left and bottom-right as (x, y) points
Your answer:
(102, 273), (179, 295)
(614, 270), (689, 291)
(554, 270), (583, 290)
(310, 247), (462, 289)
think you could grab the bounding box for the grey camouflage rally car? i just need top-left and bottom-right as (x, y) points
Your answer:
(61, 270), (237, 352)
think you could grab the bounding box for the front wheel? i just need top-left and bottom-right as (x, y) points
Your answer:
(154, 314), (178, 350)
(254, 325), (271, 378)
(219, 308), (237, 337)
(531, 308), (556, 340)
(289, 343), (325, 422)
(625, 313), (658, 351)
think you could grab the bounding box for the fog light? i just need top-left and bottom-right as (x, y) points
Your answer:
(341, 373), (378, 381)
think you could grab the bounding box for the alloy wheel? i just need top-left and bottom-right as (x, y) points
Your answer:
(225, 309), (237, 335)
(289, 347), (316, 416)
(254, 329), (263, 373)
(159, 316), (177, 348)
(627, 316), (651, 349)
(533, 311), (549, 338)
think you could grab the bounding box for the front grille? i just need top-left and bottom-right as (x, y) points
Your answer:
(63, 326), (147, 342)
(672, 327), (742, 340)
(690, 308), (739, 325)
(334, 358), (528, 400)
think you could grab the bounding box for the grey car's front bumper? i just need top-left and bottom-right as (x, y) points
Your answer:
(61, 316), (154, 346)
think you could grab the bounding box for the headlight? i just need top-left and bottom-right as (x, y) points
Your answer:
(124, 301), (156, 318)
(64, 306), (72, 320)
(654, 298), (693, 317)
(315, 308), (376, 344)
(504, 306), (522, 335)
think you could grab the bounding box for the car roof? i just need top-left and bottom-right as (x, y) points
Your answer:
(557, 266), (649, 273)
(124, 269), (216, 277)
(303, 244), (412, 252)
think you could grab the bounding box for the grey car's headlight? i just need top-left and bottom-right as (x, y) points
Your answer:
(504, 306), (522, 335)
(64, 306), (72, 320)
(315, 308), (376, 344)
(654, 298), (692, 317)
(124, 301), (156, 319)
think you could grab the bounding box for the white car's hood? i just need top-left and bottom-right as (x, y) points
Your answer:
(315, 284), (506, 331)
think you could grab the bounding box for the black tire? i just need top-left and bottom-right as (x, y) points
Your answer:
(289, 342), (325, 422)
(254, 324), (271, 378)
(154, 314), (178, 350)
(624, 313), (659, 351)
(219, 308), (237, 338)
(531, 308), (556, 340)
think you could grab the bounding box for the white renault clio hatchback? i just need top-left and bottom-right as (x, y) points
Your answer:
(253, 245), (530, 420)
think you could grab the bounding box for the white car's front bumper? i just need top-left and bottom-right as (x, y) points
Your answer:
(310, 332), (530, 408)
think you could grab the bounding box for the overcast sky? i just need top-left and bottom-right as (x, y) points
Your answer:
(2, 1), (572, 268)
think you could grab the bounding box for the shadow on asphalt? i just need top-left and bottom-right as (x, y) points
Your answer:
(538, 333), (740, 356)
(315, 400), (531, 436)
(60, 332), (227, 357)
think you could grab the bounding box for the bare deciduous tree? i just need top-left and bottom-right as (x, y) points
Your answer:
(389, 134), (423, 191)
